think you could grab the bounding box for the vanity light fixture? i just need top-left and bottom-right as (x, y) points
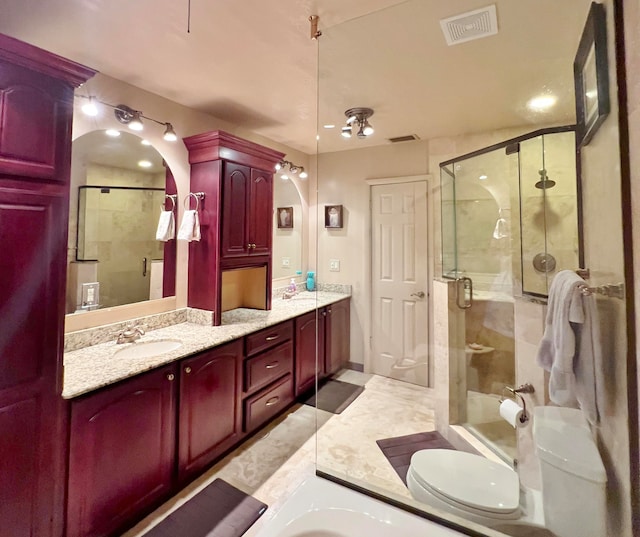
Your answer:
(76, 95), (179, 142)
(274, 160), (308, 179)
(342, 107), (374, 139)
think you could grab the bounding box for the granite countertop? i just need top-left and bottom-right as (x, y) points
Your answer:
(63, 291), (349, 399)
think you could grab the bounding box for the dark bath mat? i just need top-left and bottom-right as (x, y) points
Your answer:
(143, 478), (267, 537)
(376, 430), (456, 485)
(304, 379), (364, 414)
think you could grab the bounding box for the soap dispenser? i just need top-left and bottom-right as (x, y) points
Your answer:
(306, 271), (315, 291)
(287, 278), (297, 294)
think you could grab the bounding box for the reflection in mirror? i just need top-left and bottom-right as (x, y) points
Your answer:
(66, 130), (177, 314)
(316, 1), (630, 536)
(272, 176), (303, 280)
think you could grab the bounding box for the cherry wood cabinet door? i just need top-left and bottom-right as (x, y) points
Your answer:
(0, 186), (68, 537)
(325, 299), (351, 376)
(221, 162), (250, 258)
(67, 366), (177, 537)
(295, 310), (320, 395)
(178, 340), (242, 481)
(249, 168), (273, 255)
(0, 62), (72, 182)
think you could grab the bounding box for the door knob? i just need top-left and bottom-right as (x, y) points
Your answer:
(411, 291), (426, 299)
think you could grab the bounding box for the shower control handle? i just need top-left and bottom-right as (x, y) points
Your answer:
(411, 291), (425, 299)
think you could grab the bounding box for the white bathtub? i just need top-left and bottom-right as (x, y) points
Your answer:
(250, 476), (469, 537)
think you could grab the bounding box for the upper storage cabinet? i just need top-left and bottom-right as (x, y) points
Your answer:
(183, 131), (284, 325)
(221, 162), (273, 259)
(0, 35), (94, 182)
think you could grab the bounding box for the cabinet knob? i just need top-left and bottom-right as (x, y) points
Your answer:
(265, 396), (280, 407)
(166, 373), (175, 381)
(184, 366), (192, 374)
(251, 243), (256, 249)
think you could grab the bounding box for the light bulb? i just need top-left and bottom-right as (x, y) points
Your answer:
(163, 123), (177, 142)
(290, 165), (299, 174)
(362, 120), (374, 136)
(341, 126), (352, 138)
(128, 111), (143, 131)
(138, 160), (152, 168)
(105, 129), (120, 137)
(81, 96), (98, 116)
(299, 169), (308, 179)
(141, 139), (152, 146)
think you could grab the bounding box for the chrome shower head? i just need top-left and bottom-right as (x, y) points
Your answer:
(535, 169), (556, 189)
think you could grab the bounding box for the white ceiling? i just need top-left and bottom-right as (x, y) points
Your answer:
(0, 0), (593, 155)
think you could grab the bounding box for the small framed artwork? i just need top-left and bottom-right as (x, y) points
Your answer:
(277, 206), (293, 228)
(573, 2), (609, 147)
(324, 204), (343, 228)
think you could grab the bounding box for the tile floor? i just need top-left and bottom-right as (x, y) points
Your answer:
(124, 371), (504, 537)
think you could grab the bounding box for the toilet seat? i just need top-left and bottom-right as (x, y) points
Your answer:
(409, 449), (520, 517)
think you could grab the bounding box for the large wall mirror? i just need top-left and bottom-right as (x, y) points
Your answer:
(272, 176), (303, 280)
(66, 130), (177, 315)
(316, 1), (631, 536)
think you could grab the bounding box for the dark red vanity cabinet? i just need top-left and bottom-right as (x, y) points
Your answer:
(324, 299), (351, 376)
(178, 340), (243, 481)
(67, 365), (177, 537)
(295, 310), (324, 396)
(0, 34), (94, 537)
(183, 131), (284, 325)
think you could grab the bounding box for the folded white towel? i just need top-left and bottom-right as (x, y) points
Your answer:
(536, 269), (601, 424)
(155, 210), (175, 241)
(177, 209), (201, 242)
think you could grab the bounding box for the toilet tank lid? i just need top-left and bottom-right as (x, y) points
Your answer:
(534, 408), (606, 483)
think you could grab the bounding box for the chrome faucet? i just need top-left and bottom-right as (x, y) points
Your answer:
(116, 324), (145, 344)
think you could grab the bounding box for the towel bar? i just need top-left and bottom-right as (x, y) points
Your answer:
(578, 283), (625, 299)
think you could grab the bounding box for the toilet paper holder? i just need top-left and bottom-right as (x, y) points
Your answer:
(500, 383), (535, 423)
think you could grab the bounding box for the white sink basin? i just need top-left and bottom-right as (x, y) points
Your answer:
(114, 339), (182, 360)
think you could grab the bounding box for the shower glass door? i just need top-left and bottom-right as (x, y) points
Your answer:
(440, 145), (519, 462)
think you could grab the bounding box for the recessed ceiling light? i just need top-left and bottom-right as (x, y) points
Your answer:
(105, 129), (120, 137)
(527, 95), (557, 112)
(323, 124), (335, 129)
(138, 160), (152, 168)
(479, 174), (488, 180)
(141, 139), (152, 146)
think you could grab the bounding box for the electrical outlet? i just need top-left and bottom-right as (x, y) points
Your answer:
(281, 257), (290, 268)
(329, 259), (340, 272)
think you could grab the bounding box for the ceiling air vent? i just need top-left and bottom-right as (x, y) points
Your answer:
(388, 134), (420, 143)
(440, 4), (498, 46)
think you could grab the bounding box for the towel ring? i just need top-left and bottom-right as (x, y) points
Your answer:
(184, 192), (205, 211)
(163, 194), (177, 212)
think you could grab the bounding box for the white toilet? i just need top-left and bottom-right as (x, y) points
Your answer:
(407, 407), (607, 537)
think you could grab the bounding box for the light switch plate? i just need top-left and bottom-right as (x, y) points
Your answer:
(329, 259), (340, 272)
(281, 257), (291, 268)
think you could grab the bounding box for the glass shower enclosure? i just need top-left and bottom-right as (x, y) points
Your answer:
(441, 126), (579, 461)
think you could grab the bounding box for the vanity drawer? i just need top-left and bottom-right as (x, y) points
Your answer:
(245, 320), (293, 357)
(244, 340), (293, 395)
(244, 374), (294, 433)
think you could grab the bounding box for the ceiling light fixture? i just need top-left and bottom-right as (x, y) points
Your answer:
(76, 95), (178, 142)
(273, 160), (308, 180)
(105, 129), (121, 137)
(527, 94), (557, 112)
(342, 107), (374, 140)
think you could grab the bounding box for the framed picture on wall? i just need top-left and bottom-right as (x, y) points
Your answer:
(324, 204), (343, 228)
(277, 206), (293, 228)
(573, 1), (609, 147)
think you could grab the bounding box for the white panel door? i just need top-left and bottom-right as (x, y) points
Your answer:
(371, 181), (429, 386)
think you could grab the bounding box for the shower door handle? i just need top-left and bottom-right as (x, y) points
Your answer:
(455, 277), (473, 309)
